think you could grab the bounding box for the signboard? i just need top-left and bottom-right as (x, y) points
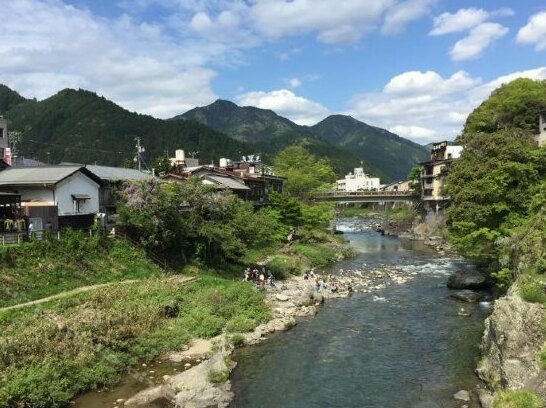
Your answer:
(4, 147), (11, 165)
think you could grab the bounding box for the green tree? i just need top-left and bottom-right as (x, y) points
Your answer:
(117, 178), (284, 264)
(273, 145), (336, 198)
(152, 155), (172, 176)
(445, 129), (543, 263)
(462, 78), (546, 138)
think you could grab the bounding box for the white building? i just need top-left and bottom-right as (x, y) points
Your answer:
(337, 167), (381, 192)
(170, 149), (199, 168)
(0, 166), (101, 230)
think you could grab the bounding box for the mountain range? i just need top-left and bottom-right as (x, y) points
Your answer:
(0, 85), (428, 181)
(178, 100), (428, 180)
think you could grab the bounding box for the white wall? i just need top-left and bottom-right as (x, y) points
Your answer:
(55, 172), (100, 215)
(345, 177), (380, 192)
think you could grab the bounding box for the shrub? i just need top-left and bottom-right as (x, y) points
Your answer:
(493, 390), (542, 408)
(519, 278), (546, 304)
(225, 316), (257, 333)
(267, 255), (307, 279)
(293, 243), (337, 268)
(208, 369), (229, 384)
(229, 334), (246, 348)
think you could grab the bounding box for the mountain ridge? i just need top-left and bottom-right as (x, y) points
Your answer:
(176, 99), (428, 181)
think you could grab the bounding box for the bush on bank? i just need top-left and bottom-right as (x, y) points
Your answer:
(492, 390), (543, 408)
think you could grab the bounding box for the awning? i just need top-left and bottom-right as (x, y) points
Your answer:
(72, 194), (91, 200)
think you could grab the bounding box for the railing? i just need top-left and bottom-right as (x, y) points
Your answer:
(0, 228), (96, 246)
(314, 190), (415, 197)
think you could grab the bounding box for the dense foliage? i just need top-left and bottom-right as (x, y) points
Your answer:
(273, 145), (336, 198)
(445, 130), (545, 263)
(463, 79), (546, 137)
(117, 178), (282, 264)
(445, 78), (546, 279)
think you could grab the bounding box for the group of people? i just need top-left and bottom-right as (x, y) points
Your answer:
(304, 271), (353, 295)
(243, 266), (276, 288)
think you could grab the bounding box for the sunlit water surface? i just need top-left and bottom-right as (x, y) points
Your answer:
(229, 219), (487, 408)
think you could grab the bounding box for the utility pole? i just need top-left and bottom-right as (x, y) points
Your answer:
(135, 137), (145, 172)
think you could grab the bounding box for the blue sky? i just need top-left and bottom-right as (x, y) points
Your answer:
(1, 0), (546, 144)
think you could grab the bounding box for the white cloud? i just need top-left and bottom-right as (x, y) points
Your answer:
(517, 11), (546, 51)
(245, 0), (431, 44)
(347, 67), (546, 144)
(389, 125), (437, 140)
(429, 7), (513, 61)
(0, 0), (226, 118)
(384, 70), (480, 95)
(430, 7), (514, 36)
(450, 22), (508, 61)
(382, 0), (436, 35)
(235, 89), (330, 126)
(249, 0), (393, 44)
(287, 78), (302, 89)
(430, 8), (490, 35)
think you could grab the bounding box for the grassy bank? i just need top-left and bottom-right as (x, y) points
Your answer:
(0, 226), (351, 407)
(0, 275), (270, 408)
(0, 231), (162, 308)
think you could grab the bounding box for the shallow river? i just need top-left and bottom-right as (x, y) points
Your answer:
(229, 219), (488, 408)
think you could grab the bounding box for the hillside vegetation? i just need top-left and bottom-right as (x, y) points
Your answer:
(0, 230), (162, 308)
(0, 87), (248, 167)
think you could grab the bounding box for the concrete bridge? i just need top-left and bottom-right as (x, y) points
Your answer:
(312, 190), (417, 204)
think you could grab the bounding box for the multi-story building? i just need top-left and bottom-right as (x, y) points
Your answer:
(337, 167), (380, 192)
(420, 142), (463, 214)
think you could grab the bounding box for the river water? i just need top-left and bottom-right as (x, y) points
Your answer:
(229, 219), (488, 408)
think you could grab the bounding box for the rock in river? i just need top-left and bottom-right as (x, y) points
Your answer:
(447, 270), (488, 290)
(450, 290), (483, 303)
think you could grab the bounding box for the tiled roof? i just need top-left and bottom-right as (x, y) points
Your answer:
(85, 165), (152, 181)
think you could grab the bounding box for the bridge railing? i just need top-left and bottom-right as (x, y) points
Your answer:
(314, 190), (415, 197)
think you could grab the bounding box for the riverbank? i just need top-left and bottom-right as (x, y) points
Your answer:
(115, 251), (433, 408)
(0, 228), (352, 407)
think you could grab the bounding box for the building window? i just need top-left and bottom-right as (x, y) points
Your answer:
(72, 194), (90, 213)
(0, 148), (4, 158)
(0, 128), (4, 138)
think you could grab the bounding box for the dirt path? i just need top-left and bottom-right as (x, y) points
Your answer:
(0, 276), (197, 313)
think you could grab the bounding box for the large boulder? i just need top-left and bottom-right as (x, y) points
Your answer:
(447, 270), (489, 290)
(477, 290), (546, 394)
(450, 290), (483, 303)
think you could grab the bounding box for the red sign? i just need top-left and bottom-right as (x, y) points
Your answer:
(5, 148), (11, 166)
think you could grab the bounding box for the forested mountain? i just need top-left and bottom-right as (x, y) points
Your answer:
(0, 85), (27, 114)
(176, 99), (371, 177)
(178, 99), (300, 144)
(176, 100), (428, 181)
(0, 84), (427, 180)
(309, 115), (428, 181)
(0, 87), (248, 167)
